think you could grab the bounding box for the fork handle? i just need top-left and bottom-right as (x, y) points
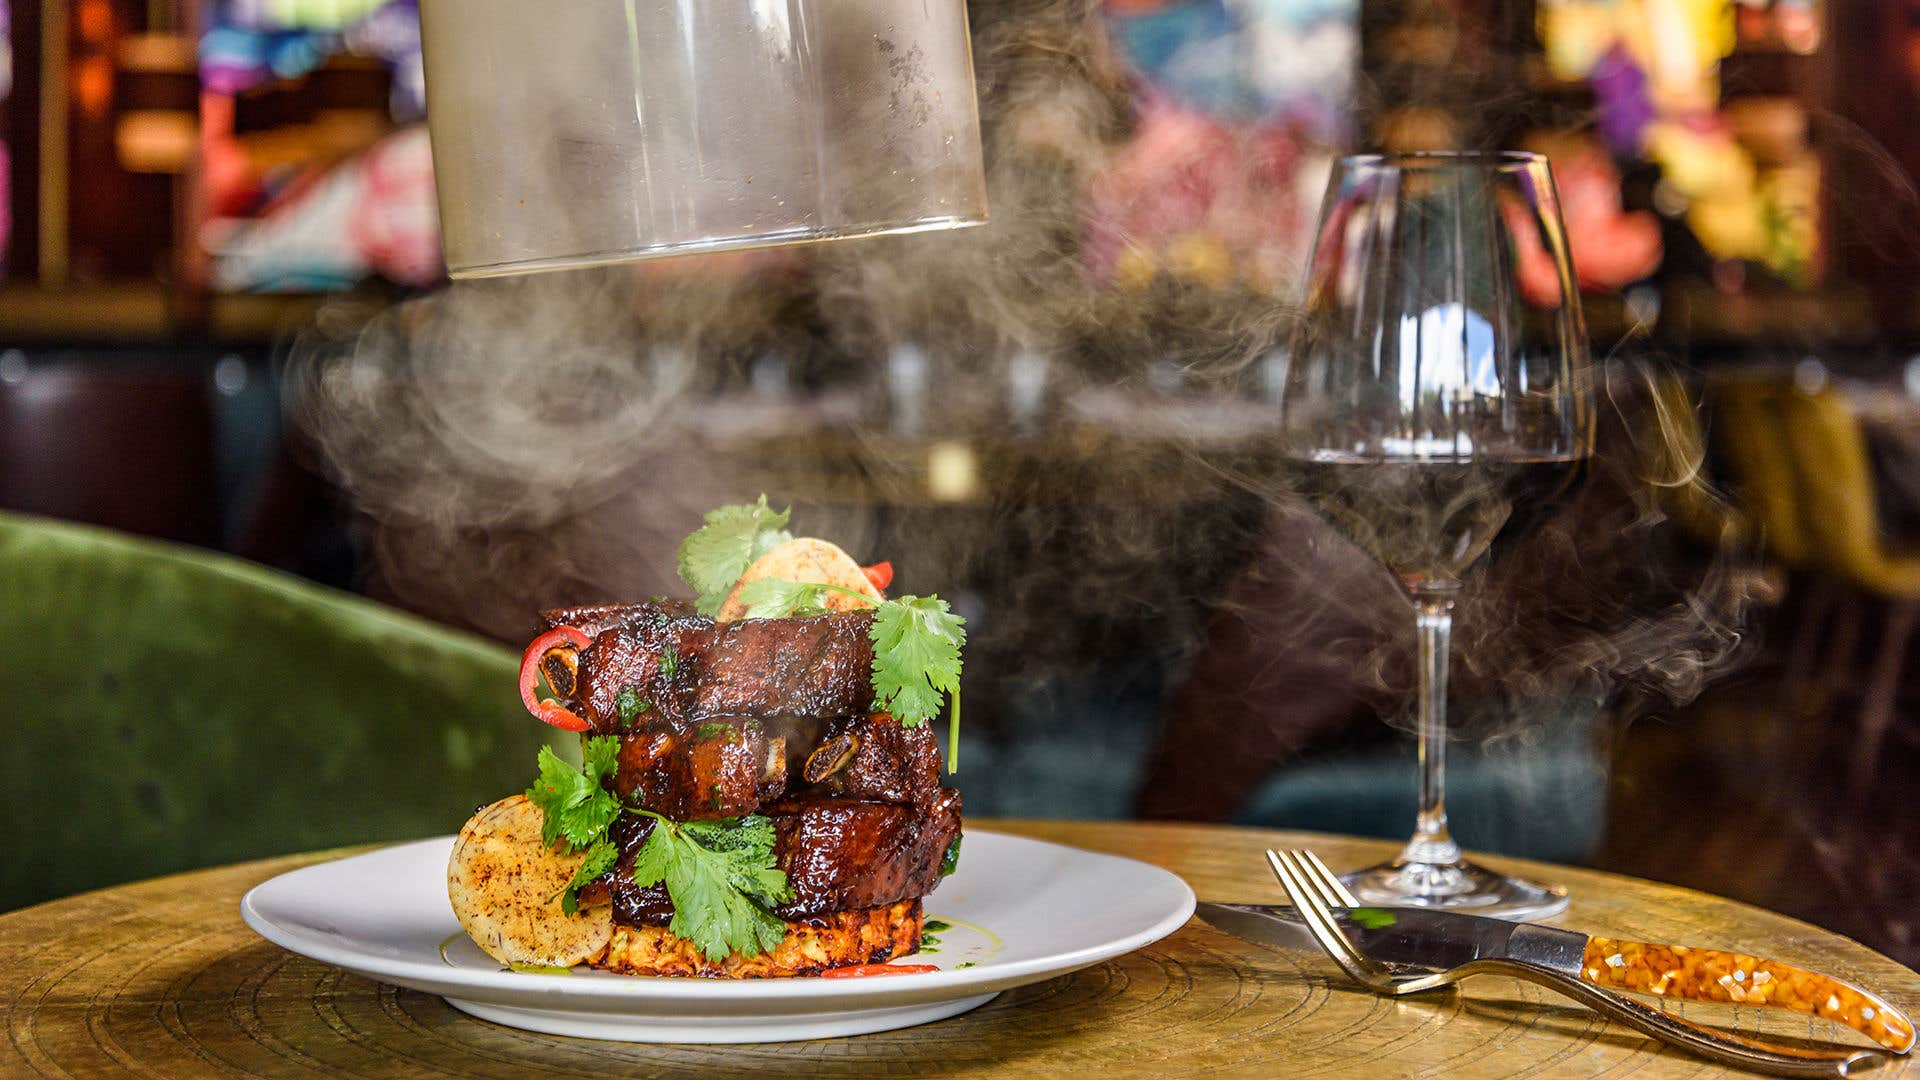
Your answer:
(1458, 957), (1886, 1078)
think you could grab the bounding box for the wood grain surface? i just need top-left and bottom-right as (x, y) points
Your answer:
(3, 820), (1916, 1078)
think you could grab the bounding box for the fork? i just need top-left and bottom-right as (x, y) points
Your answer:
(1267, 849), (1888, 1078)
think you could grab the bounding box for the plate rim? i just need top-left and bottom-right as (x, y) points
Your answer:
(239, 828), (1197, 1002)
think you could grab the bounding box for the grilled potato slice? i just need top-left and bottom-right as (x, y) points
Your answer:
(447, 795), (612, 968)
(716, 537), (882, 623)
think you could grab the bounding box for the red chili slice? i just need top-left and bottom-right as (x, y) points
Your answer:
(861, 561), (894, 592)
(519, 626), (592, 731)
(821, 963), (939, 978)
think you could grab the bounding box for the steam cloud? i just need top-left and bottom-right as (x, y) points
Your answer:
(286, 0), (1758, 781)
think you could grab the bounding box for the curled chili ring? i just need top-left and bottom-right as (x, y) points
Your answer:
(519, 625), (591, 731)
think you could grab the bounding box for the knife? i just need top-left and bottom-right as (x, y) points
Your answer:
(1197, 901), (1916, 1054)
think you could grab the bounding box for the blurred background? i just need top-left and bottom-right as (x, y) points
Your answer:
(5, 0), (1920, 971)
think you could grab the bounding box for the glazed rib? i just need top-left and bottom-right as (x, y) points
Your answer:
(613, 711), (942, 821)
(594, 791), (963, 926)
(536, 599), (962, 939)
(553, 602), (876, 733)
(614, 719), (788, 820)
(802, 713), (945, 807)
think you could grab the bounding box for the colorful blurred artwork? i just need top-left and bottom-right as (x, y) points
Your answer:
(1538, 0), (1822, 289)
(199, 0), (437, 291)
(201, 0), (422, 117)
(1515, 140), (1663, 303)
(204, 124), (438, 292)
(1085, 0), (1357, 293)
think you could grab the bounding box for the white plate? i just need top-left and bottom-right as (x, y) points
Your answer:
(240, 830), (1195, 1043)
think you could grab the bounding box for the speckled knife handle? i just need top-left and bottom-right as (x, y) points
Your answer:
(1582, 936), (1915, 1053)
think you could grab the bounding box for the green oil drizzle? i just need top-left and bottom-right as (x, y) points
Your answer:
(438, 932), (468, 968)
(918, 914), (1003, 970)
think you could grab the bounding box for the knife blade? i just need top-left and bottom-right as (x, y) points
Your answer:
(1196, 901), (1915, 1054)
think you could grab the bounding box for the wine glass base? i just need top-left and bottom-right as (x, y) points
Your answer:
(1339, 859), (1569, 921)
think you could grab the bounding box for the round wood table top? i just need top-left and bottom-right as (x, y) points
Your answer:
(4, 820), (1916, 1078)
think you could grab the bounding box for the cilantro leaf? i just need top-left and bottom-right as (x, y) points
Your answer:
(524, 736), (622, 852)
(870, 594), (965, 728)
(558, 838), (619, 916)
(526, 745), (584, 849)
(726, 577), (967, 770)
(735, 577), (830, 620)
(629, 811), (793, 962)
(615, 687), (649, 726)
(676, 496), (792, 615)
(582, 733), (619, 780)
(680, 813), (777, 861)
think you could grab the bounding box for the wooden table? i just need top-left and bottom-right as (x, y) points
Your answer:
(4, 821), (1916, 1078)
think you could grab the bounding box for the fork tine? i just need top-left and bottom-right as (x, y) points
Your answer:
(1278, 851), (1400, 978)
(1297, 850), (1362, 908)
(1264, 848), (1301, 905)
(1266, 850), (1394, 989)
(1277, 851), (1390, 982)
(1288, 849), (1350, 910)
(1266, 851), (1346, 953)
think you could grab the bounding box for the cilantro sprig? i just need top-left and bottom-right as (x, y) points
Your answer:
(674, 498), (969, 772)
(736, 579), (966, 772)
(559, 841), (620, 916)
(528, 737), (620, 849)
(676, 496), (793, 615)
(869, 595), (965, 732)
(733, 577), (833, 620)
(629, 810), (793, 962)
(522, 737), (797, 953)
(525, 736), (624, 914)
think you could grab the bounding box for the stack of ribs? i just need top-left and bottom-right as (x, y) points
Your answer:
(542, 600), (962, 977)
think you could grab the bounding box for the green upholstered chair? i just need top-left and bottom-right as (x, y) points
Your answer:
(0, 513), (555, 912)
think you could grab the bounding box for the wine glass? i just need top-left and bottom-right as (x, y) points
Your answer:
(1280, 151), (1593, 918)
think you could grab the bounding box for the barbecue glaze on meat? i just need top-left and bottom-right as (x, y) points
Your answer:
(607, 712), (944, 823)
(544, 601), (877, 733)
(538, 598), (962, 970)
(805, 713), (946, 806)
(613, 718), (788, 820)
(592, 791), (963, 925)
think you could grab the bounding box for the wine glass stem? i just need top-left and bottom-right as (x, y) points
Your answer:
(1404, 582), (1462, 868)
